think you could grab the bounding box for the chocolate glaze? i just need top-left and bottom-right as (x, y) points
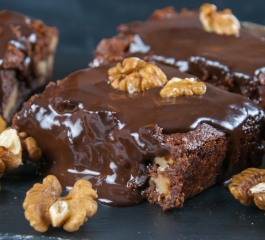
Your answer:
(119, 13), (265, 76)
(95, 10), (265, 107)
(12, 62), (265, 207)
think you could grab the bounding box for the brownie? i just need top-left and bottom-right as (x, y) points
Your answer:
(12, 62), (265, 209)
(0, 10), (58, 122)
(92, 7), (265, 109)
(147, 123), (228, 210)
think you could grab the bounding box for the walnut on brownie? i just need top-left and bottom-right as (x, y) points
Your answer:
(0, 10), (58, 122)
(92, 4), (265, 110)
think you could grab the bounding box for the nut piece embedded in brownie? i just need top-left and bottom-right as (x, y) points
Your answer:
(146, 123), (227, 210)
(0, 10), (58, 122)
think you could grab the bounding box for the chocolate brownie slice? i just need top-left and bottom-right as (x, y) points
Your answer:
(12, 61), (265, 209)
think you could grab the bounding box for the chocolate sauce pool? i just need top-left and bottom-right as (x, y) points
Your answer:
(13, 63), (264, 206)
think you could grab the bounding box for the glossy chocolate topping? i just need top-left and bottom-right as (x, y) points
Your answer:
(13, 63), (264, 207)
(119, 12), (265, 77)
(92, 10), (265, 107)
(0, 10), (35, 62)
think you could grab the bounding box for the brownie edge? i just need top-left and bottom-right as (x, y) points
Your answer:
(0, 10), (58, 122)
(147, 123), (227, 210)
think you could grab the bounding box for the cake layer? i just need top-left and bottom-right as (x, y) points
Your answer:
(12, 62), (265, 208)
(0, 69), (28, 121)
(93, 7), (265, 108)
(0, 11), (58, 122)
(147, 123), (228, 210)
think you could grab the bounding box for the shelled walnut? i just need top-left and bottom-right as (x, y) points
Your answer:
(19, 132), (42, 162)
(228, 168), (265, 210)
(108, 57), (167, 94)
(199, 3), (240, 35)
(160, 77), (206, 98)
(0, 128), (22, 175)
(0, 129), (42, 176)
(23, 175), (98, 232)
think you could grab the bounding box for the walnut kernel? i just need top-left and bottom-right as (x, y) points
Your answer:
(0, 129), (42, 174)
(153, 157), (174, 197)
(0, 128), (22, 174)
(108, 57), (167, 94)
(160, 77), (206, 98)
(21, 136), (42, 162)
(153, 171), (171, 196)
(18, 132), (42, 162)
(58, 179), (98, 232)
(199, 3), (240, 35)
(23, 175), (61, 232)
(0, 128), (21, 155)
(23, 175), (98, 232)
(228, 168), (265, 210)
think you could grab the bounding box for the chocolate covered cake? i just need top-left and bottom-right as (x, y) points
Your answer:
(0, 10), (58, 122)
(93, 4), (265, 109)
(12, 59), (265, 210)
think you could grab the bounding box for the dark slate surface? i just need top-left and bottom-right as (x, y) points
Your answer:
(0, 1), (265, 239)
(1, 167), (265, 240)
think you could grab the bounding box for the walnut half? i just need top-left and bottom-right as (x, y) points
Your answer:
(19, 132), (42, 162)
(199, 3), (240, 35)
(160, 77), (206, 98)
(0, 128), (42, 176)
(228, 168), (265, 210)
(0, 128), (22, 175)
(108, 57), (167, 94)
(23, 175), (98, 232)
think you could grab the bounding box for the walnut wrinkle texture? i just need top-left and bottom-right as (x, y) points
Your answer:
(199, 3), (240, 35)
(19, 132), (42, 162)
(23, 175), (98, 232)
(0, 128), (22, 175)
(0, 129), (42, 175)
(108, 57), (167, 94)
(228, 168), (265, 210)
(160, 77), (206, 98)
